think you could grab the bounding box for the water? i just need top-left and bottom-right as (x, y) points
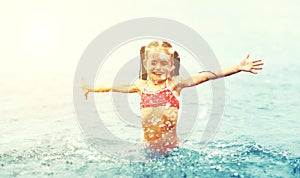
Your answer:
(1, 60), (299, 177)
(0, 137), (298, 177)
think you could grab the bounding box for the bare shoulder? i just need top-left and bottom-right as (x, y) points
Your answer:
(132, 79), (147, 90)
(172, 75), (186, 85)
(172, 73), (209, 89)
(172, 75), (189, 89)
(169, 76), (186, 94)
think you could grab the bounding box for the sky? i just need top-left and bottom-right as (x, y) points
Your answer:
(0, 0), (299, 91)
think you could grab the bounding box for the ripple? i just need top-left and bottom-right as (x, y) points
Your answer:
(0, 136), (299, 177)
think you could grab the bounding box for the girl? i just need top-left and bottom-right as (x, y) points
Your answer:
(82, 41), (264, 154)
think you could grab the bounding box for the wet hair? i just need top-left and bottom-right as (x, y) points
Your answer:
(139, 41), (180, 80)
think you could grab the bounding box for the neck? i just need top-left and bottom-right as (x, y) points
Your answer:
(151, 79), (167, 85)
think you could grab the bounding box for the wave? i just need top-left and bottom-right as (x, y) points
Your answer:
(0, 136), (299, 177)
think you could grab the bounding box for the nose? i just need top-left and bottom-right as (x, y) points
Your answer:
(154, 62), (162, 69)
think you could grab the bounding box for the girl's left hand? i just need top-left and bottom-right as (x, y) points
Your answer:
(239, 54), (264, 74)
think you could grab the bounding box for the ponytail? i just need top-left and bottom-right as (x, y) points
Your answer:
(139, 46), (147, 80)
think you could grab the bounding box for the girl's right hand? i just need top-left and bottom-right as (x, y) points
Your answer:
(84, 90), (90, 100)
(81, 85), (91, 100)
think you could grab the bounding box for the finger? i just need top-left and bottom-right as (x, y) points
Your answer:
(240, 54), (249, 64)
(84, 91), (89, 100)
(253, 62), (264, 66)
(250, 70), (258, 74)
(252, 59), (262, 63)
(245, 54), (250, 59)
(253, 67), (263, 70)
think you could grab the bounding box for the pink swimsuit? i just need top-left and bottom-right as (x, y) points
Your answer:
(140, 82), (180, 109)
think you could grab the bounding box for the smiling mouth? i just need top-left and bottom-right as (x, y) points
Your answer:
(153, 72), (163, 75)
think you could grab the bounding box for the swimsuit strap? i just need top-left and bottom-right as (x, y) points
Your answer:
(141, 80), (151, 92)
(165, 79), (176, 90)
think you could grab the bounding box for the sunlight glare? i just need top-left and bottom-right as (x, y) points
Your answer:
(29, 23), (54, 45)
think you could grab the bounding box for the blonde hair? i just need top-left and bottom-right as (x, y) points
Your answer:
(139, 41), (180, 80)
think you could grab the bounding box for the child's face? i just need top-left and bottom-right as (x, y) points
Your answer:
(144, 52), (174, 82)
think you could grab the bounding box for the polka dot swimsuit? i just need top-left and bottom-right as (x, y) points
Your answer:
(140, 81), (180, 109)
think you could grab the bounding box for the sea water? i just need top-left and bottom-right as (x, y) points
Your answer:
(0, 59), (299, 178)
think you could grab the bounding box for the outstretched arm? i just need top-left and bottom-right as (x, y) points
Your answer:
(175, 54), (264, 89)
(81, 81), (141, 100)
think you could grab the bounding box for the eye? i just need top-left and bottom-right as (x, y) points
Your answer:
(151, 61), (157, 65)
(161, 61), (168, 66)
